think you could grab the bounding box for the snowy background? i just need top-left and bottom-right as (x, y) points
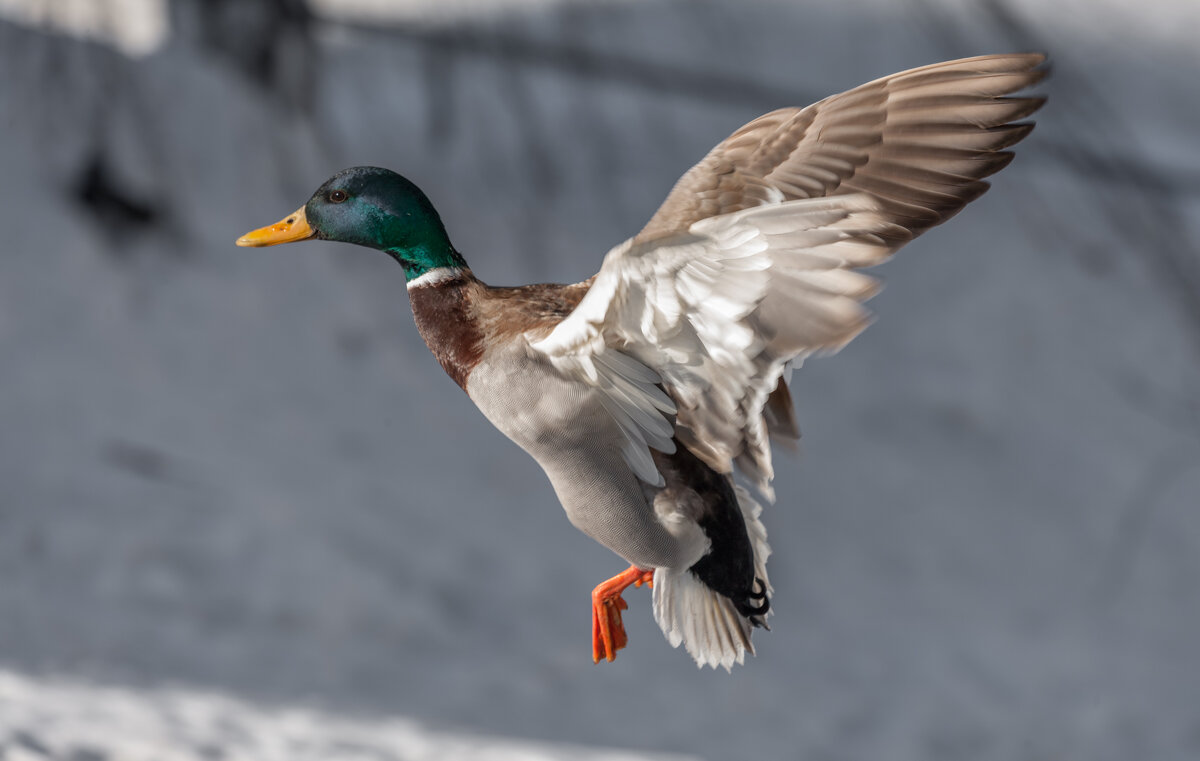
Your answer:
(2, 0), (1199, 759)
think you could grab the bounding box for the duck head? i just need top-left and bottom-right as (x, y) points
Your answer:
(236, 166), (466, 280)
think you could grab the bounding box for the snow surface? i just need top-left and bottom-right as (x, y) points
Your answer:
(1, 0), (1199, 760)
(0, 0), (167, 56)
(0, 669), (696, 761)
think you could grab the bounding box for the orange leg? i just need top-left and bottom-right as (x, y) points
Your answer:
(591, 565), (655, 663)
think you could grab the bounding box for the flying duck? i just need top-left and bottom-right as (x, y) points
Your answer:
(237, 53), (1046, 670)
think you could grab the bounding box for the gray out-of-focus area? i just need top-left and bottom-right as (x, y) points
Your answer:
(2, 0), (1199, 759)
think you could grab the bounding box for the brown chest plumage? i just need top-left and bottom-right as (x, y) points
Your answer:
(407, 272), (593, 392)
(408, 276), (485, 391)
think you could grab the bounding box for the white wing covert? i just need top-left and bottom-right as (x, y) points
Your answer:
(535, 337), (679, 487)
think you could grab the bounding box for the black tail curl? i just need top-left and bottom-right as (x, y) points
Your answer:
(737, 577), (771, 623)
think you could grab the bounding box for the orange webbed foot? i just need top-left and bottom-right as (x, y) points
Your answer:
(591, 565), (655, 663)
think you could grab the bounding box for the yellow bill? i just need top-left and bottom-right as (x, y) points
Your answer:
(236, 206), (315, 247)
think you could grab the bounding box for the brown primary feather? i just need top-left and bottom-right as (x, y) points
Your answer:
(763, 380), (800, 441)
(636, 53), (1046, 244)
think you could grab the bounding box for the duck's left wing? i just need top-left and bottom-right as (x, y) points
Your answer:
(528, 193), (905, 497)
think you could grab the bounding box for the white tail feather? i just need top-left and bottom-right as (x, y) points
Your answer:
(651, 486), (772, 671)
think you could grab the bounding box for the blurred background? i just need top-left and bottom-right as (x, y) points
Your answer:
(2, 0), (1199, 759)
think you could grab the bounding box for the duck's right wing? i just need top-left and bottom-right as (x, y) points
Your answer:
(528, 54), (1046, 497)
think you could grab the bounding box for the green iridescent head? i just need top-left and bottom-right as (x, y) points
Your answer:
(236, 166), (466, 281)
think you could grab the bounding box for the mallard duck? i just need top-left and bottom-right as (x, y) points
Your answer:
(237, 53), (1046, 670)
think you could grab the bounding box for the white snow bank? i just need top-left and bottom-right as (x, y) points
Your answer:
(0, 0), (166, 56)
(0, 670), (697, 761)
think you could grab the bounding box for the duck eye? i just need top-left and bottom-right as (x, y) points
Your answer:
(328, 190), (348, 203)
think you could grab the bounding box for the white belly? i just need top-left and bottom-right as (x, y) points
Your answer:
(464, 342), (703, 570)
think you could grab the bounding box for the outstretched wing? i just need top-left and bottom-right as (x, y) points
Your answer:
(529, 54), (1045, 497)
(637, 53), (1046, 244)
